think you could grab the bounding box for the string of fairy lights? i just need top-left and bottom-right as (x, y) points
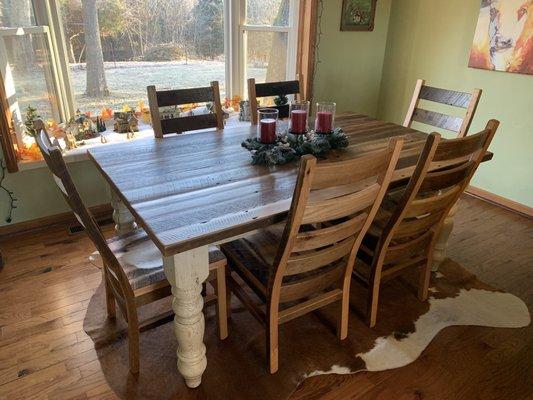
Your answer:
(312, 0), (325, 89)
(0, 157), (17, 224)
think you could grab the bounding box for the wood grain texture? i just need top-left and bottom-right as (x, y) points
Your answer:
(0, 196), (530, 400)
(254, 80), (300, 98)
(412, 108), (463, 132)
(419, 85), (472, 108)
(88, 115), (492, 257)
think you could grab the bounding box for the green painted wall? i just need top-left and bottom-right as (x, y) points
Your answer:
(377, 0), (533, 206)
(0, 158), (110, 227)
(313, 0), (392, 115)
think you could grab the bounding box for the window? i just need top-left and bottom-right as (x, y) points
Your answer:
(0, 0), (304, 171)
(227, 0), (299, 96)
(59, 0), (226, 115)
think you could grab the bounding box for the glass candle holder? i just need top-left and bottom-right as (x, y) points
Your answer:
(289, 100), (310, 134)
(257, 108), (279, 144)
(315, 102), (336, 134)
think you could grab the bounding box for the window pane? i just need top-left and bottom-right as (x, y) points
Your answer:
(0, 0), (36, 27)
(3, 32), (61, 123)
(246, 0), (289, 26)
(246, 30), (288, 85)
(61, 0), (225, 115)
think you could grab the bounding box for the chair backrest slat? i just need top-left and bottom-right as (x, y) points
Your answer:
(404, 78), (482, 138)
(255, 80), (300, 98)
(156, 86), (215, 107)
(419, 85), (472, 108)
(412, 108), (463, 133)
(248, 75), (305, 125)
(147, 81), (223, 137)
(268, 138), (404, 308)
(160, 114), (218, 133)
(292, 212), (367, 252)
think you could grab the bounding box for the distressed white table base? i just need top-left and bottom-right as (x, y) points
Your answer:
(110, 190), (137, 234)
(163, 246), (210, 388)
(432, 203), (458, 271)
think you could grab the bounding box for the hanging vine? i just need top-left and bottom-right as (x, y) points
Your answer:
(0, 158), (17, 223)
(312, 0), (325, 88)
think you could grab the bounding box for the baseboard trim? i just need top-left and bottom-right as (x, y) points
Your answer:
(0, 204), (113, 238)
(466, 186), (532, 218)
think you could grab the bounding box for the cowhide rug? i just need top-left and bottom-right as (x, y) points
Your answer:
(83, 259), (530, 400)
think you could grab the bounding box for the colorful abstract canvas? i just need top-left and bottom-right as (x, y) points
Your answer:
(469, 0), (532, 75)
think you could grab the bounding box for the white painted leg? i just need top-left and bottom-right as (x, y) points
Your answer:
(432, 203), (458, 271)
(110, 189), (136, 234)
(163, 246), (210, 388)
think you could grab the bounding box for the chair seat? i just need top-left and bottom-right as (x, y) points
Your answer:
(220, 224), (285, 301)
(108, 229), (226, 290)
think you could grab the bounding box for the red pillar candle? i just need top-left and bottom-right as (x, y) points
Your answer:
(260, 118), (277, 143)
(315, 111), (333, 133)
(290, 110), (308, 134)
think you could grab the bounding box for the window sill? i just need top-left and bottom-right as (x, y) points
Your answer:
(17, 115), (249, 172)
(18, 124), (157, 171)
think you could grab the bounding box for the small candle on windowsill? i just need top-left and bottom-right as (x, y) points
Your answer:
(314, 102), (336, 134)
(257, 108), (279, 144)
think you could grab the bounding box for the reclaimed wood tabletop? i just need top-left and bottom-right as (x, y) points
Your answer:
(88, 114), (490, 257)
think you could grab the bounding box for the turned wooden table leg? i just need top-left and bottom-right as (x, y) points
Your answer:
(163, 246), (210, 388)
(432, 203), (458, 271)
(110, 189), (136, 234)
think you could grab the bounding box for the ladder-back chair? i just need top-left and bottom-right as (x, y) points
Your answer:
(404, 79), (482, 138)
(221, 138), (404, 373)
(355, 120), (499, 327)
(147, 81), (224, 137)
(248, 74), (305, 124)
(34, 120), (228, 374)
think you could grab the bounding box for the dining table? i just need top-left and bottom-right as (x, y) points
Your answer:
(88, 113), (492, 388)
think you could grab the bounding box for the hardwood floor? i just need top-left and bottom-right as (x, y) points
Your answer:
(0, 195), (531, 399)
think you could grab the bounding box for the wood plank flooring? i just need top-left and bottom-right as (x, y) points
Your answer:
(0, 195), (531, 399)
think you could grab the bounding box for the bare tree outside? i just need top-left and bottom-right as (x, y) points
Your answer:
(81, 0), (109, 97)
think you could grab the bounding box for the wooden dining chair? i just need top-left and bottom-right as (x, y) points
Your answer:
(34, 120), (228, 374)
(221, 138), (404, 373)
(355, 120), (499, 328)
(147, 81), (224, 137)
(248, 74), (305, 124)
(404, 79), (482, 138)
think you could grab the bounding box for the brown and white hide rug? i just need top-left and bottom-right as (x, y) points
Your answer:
(83, 259), (529, 400)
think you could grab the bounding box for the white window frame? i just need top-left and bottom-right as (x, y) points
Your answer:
(226, 0), (300, 98)
(0, 26), (66, 147)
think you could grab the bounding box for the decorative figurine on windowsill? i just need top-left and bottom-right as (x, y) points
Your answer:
(239, 100), (251, 122)
(113, 111), (139, 134)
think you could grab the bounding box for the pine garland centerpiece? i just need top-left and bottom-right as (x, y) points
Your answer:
(242, 128), (348, 166)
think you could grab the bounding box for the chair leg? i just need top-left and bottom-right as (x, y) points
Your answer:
(418, 261), (432, 301)
(102, 268), (116, 319)
(226, 277), (232, 320)
(214, 264), (228, 340)
(337, 288), (349, 340)
(366, 279), (381, 328)
(266, 323), (279, 374)
(126, 306), (140, 374)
